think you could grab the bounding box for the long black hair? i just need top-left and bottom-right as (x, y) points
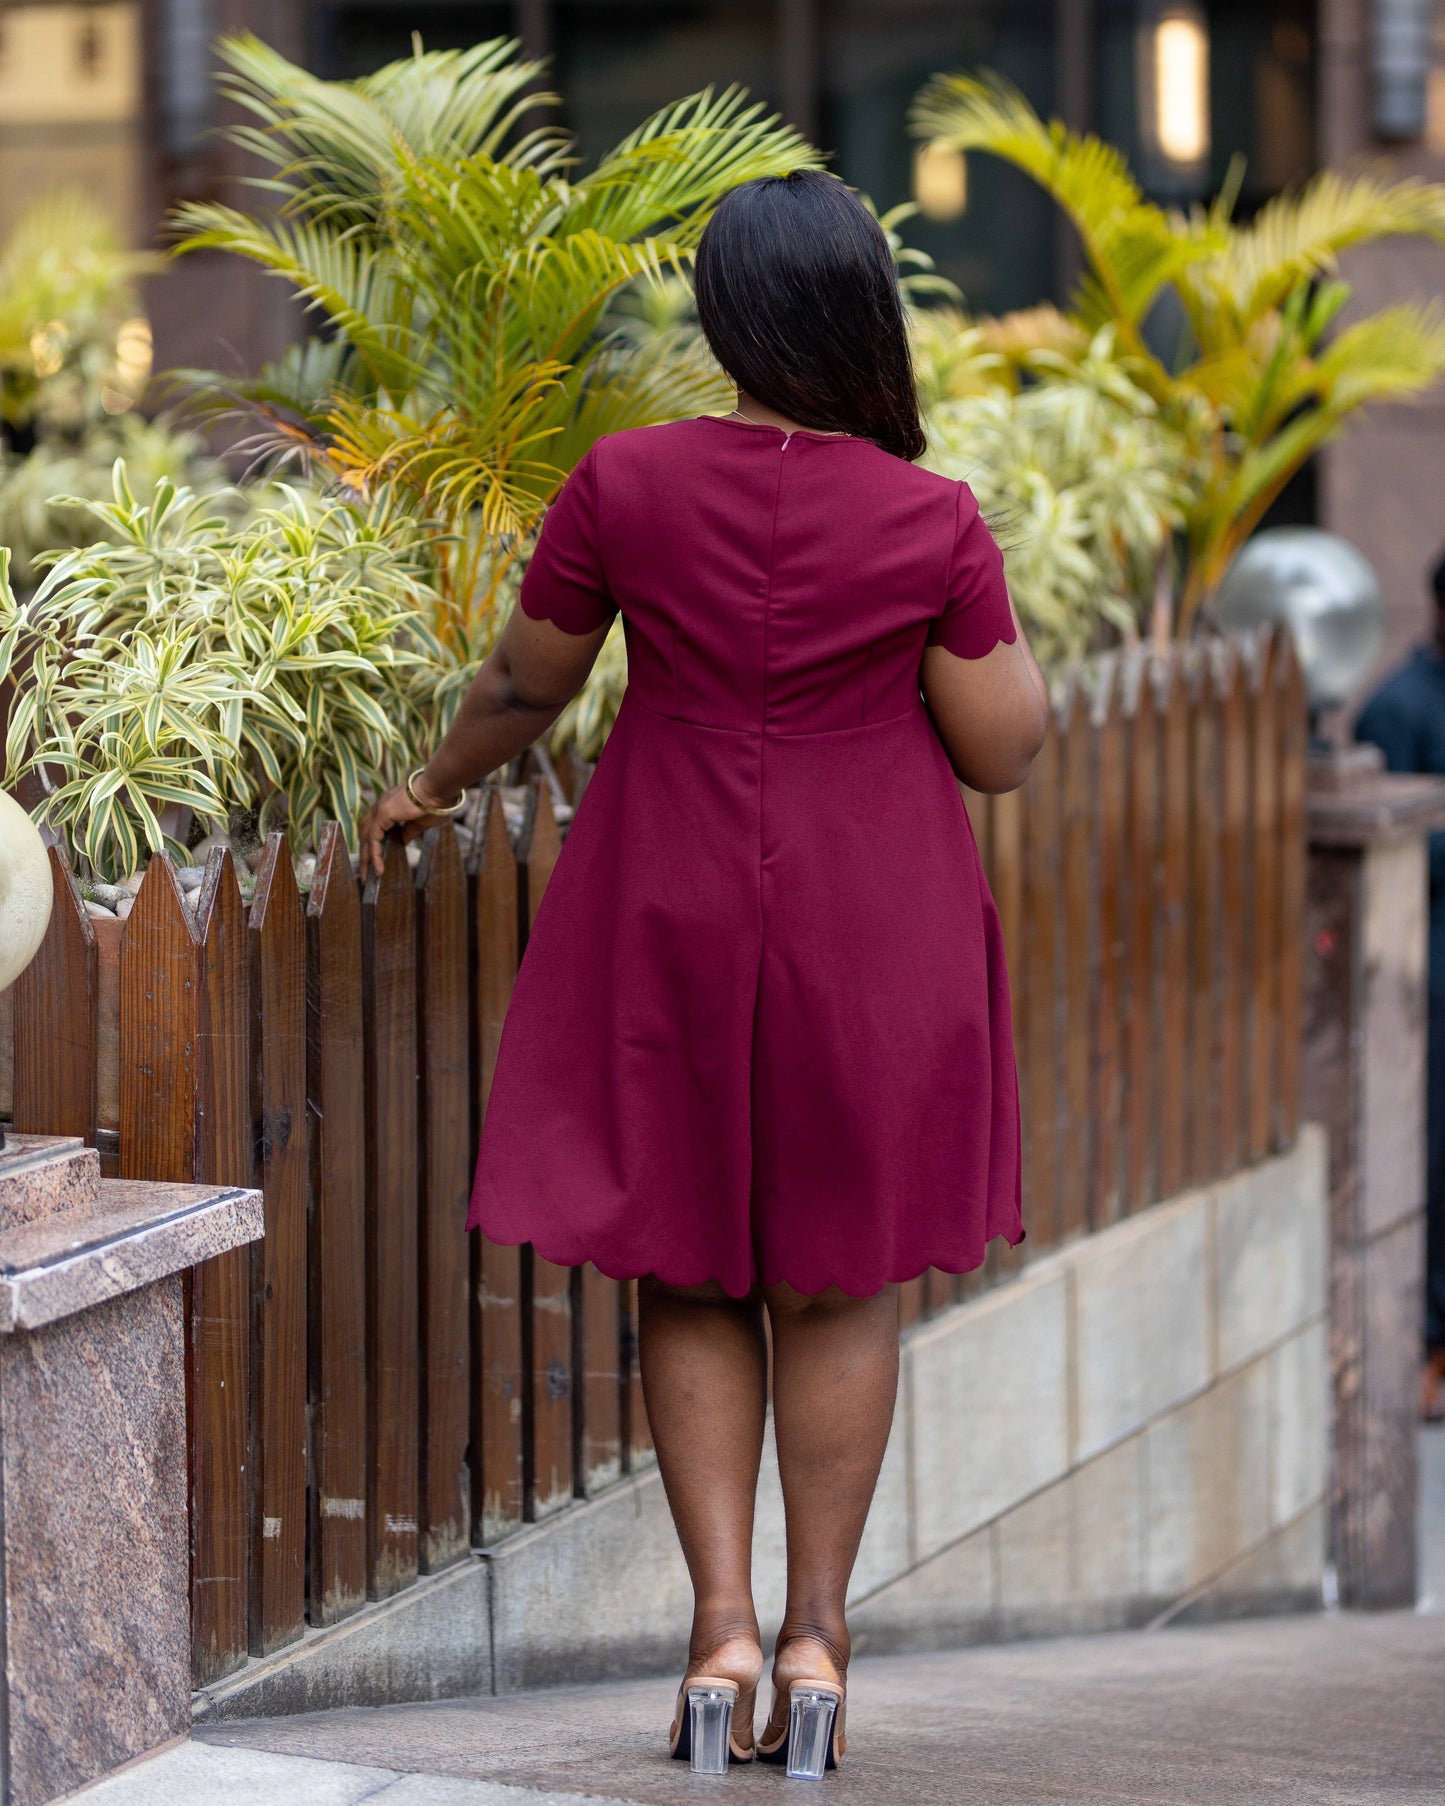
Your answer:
(693, 170), (927, 464)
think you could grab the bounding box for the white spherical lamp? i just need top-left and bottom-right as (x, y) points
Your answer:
(1211, 528), (1386, 713)
(0, 789), (52, 994)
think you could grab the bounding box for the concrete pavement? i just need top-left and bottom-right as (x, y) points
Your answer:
(76, 1426), (1445, 1806)
(76, 1604), (1443, 1805)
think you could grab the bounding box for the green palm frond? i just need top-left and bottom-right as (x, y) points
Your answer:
(1202, 169), (1445, 324)
(169, 203), (427, 397)
(214, 32), (561, 229)
(911, 72), (1199, 340)
(1314, 302), (1445, 411)
(566, 85), (821, 242)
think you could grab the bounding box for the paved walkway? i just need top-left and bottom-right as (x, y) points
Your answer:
(79, 1431), (1445, 1806)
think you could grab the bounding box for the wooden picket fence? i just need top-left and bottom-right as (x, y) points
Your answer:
(0, 628), (1306, 1687)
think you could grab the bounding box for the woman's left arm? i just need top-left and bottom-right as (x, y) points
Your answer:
(358, 606), (612, 877)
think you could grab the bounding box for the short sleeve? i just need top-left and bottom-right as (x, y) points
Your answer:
(518, 446), (617, 635)
(926, 482), (1017, 660)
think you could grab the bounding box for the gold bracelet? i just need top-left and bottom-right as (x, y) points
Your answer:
(405, 767), (468, 816)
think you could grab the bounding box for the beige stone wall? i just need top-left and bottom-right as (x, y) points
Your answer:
(195, 1132), (1331, 1715)
(848, 1128), (1330, 1652)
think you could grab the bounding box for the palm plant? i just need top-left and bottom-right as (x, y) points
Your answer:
(171, 34), (821, 657)
(911, 73), (1445, 630)
(1, 466), (452, 879)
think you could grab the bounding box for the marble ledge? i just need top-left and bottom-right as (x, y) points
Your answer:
(0, 1136), (99, 1229)
(0, 1180), (264, 1333)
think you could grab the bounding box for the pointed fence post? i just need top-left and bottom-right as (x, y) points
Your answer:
(1216, 643), (1250, 1172)
(1021, 692), (1061, 1246)
(1056, 678), (1092, 1240)
(1156, 652), (1193, 1202)
(469, 790), (526, 1543)
(247, 835), (308, 1652)
(517, 781), (574, 1520)
(120, 851), (251, 1684)
(361, 836), (420, 1596)
(1121, 652), (1158, 1214)
(1090, 663), (1127, 1228)
(415, 823), (472, 1570)
(1246, 632), (1283, 1160)
(306, 824), (369, 1624)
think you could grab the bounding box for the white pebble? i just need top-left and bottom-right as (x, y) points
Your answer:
(83, 898), (116, 919)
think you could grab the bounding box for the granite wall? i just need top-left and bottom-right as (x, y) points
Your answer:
(197, 1130), (1330, 1719)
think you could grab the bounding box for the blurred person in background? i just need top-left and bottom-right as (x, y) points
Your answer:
(1355, 548), (1445, 1422)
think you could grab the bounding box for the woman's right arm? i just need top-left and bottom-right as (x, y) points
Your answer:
(920, 592), (1050, 793)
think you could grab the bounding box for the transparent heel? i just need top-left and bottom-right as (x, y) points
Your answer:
(687, 1685), (736, 1775)
(785, 1688), (839, 1780)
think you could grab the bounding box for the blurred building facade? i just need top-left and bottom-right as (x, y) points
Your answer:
(0, 0), (1442, 680)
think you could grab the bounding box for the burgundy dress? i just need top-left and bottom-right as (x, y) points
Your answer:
(466, 414), (1025, 1296)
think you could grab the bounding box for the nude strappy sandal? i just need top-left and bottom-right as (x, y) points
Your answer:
(669, 1668), (760, 1773)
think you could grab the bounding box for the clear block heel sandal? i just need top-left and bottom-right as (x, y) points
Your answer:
(757, 1678), (845, 1778)
(668, 1673), (757, 1773)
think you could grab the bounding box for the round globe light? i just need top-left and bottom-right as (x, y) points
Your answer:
(0, 790), (52, 993)
(1211, 528), (1386, 713)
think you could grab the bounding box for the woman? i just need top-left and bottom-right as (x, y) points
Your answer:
(360, 169), (1048, 1780)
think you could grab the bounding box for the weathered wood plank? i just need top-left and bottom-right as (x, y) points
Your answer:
(1156, 658), (1191, 1201)
(305, 824), (368, 1626)
(1021, 715), (1060, 1246)
(247, 836), (308, 1653)
(983, 783), (1024, 1276)
(1057, 683), (1091, 1240)
(361, 835), (420, 1597)
(122, 857), (201, 1181)
(124, 851), (252, 1686)
(1275, 633), (1307, 1146)
(11, 847), (97, 1142)
(1246, 635), (1282, 1161)
(619, 1279), (653, 1468)
(1216, 646), (1249, 1172)
(415, 824), (472, 1570)
(575, 1265), (623, 1496)
(1121, 655), (1158, 1212)
(1090, 666), (1126, 1227)
(518, 781), (573, 1519)
(1187, 651), (1223, 1185)
(468, 790), (525, 1543)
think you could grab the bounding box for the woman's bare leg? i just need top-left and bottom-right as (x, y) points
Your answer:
(637, 1276), (769, 1711)
(761, 1282), (900, 1741)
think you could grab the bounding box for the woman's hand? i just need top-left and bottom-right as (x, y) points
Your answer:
(358, 778), (447, 879)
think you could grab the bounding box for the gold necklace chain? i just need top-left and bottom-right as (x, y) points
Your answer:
(725, 409), (850, 438)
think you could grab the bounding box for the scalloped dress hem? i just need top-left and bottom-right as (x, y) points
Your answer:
(473, 1222), (1028, 1302)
